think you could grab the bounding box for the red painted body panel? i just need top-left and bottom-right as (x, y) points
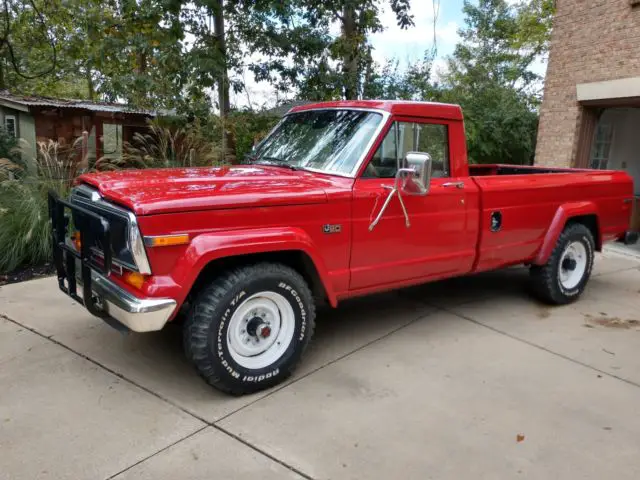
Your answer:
(78, 166), (328, 215)
(350, 177), (479, 290)
(471, 170), (633, 271)
(75, 100), (635, 319)
(290, 100), (464, 121)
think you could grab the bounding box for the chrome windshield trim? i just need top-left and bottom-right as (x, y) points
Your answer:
(70, 184), (152, 275)
(260, 107), (391, 179)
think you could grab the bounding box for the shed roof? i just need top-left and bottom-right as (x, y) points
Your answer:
(0, 90), (162, 116)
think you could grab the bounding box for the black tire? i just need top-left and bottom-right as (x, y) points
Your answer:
(183, 263), (316, 395)
(530, 223), (595, 305)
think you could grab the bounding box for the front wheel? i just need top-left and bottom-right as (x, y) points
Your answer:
(530, 223), (595, 305)
(184, 263), (316, 395)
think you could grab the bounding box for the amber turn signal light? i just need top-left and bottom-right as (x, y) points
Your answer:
(72, 231), (82, 251)
(123, 271), (146, 289)
(144, 234), (190, 247)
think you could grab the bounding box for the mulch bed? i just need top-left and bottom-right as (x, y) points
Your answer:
(0, 263), (56, 286)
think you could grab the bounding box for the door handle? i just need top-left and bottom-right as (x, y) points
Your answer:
(443, 181), (464, 189)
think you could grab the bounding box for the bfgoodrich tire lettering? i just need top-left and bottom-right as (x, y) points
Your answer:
(184, 263), (315, 395)
(530, 223), (595, 305)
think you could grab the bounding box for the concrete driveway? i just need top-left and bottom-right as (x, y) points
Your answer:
(1, 251), (640, 480)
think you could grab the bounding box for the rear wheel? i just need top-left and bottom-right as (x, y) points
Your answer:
(530, 223), (595, 305)
(183, 263), (315, 395)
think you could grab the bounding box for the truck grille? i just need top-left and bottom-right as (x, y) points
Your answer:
(69, 185), (138, 272)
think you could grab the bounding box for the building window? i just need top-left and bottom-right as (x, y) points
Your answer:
(590, 121), (613, 169)
(4, 115), (16, 138)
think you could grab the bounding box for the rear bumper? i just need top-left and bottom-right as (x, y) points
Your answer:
(618, 231), (639, 245)
(78, 270), (176, 332)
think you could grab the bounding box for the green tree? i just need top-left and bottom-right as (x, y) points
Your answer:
(446, 0), (541, 99)
(441, 0), (547, 165)
(3, 0), (190, 110)
(362, 52), (436, 101)
(265, 0), (416, 101)
(439, 83), (538, 165)
(0, 0), (65, 93)
(512, 0), (555, 56)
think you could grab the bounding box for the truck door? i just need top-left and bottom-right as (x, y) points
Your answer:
(350, 118), (479, 291)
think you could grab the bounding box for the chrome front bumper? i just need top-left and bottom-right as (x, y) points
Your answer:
(48, 190), (176, 333)
(79, 270), (176, 333)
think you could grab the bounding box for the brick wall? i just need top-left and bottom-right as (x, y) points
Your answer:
(536, 0), (640, 166)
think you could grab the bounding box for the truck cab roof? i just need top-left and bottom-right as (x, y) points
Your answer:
(289, 100), (464, 121)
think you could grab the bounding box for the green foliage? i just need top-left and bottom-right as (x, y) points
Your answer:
(363, 52), (436, 101)
(0, 181), (53, 273)
(439, 83), (538, 165)
(96, 113), (280, 170)
(225, 111), (280, 162)
(445, 0), (541, 99)
(3, 0), (188, 109)
(512, 0), (555, 56)
(439, 0), (545, 164)
(0, 141), (80, 274)
(289, 0), (415, 100)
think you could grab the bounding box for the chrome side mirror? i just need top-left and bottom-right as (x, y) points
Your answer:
(402, 152), (432, 196)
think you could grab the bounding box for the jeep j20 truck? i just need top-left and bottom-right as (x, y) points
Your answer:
(48, 100), (638, 395)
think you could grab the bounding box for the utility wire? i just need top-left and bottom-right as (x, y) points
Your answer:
(431, 0), (440, 59)
(1, 0), (57, 80)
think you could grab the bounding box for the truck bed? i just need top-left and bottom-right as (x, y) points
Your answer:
(467, 167), (633, 273)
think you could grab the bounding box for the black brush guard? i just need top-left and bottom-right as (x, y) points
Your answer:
(48, 190), (113, 319)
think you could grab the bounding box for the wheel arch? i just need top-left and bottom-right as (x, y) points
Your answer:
(172, 227), (338, 309)
(187, 249), (334, 308)
(533, 203), (601, 266)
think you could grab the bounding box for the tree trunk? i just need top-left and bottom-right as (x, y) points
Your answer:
(86, 65), (95, 101)
(136, 51), (147, 74)
(0, 58), (5, 91)
(213, 0), (236, 163)
(341, 4), (358, 100)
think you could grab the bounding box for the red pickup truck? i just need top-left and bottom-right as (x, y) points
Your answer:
(49, 100), (637, 395)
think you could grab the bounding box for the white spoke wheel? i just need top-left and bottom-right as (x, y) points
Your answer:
(530, 223), (595, 305)
(184, 263), (316, 396)
(226, 292), (295, 370)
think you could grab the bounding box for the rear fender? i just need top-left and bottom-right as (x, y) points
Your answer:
(170, 227), (337, 307)
(533, 202), (600, 266)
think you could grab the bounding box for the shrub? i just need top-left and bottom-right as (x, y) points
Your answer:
(225, 111), (281, 162)
(96, 119), (223, 170)
(0, 140), (82, 274)
(0, 180), (53, 273)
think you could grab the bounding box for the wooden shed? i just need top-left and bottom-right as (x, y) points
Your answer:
(0, 90), (162, 167)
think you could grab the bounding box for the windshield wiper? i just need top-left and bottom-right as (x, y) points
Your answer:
(250, 156), (299, 171)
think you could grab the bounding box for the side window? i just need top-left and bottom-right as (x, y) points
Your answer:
(364, 121), (450, 178)
(415, 123), (449, 178)
(365, 123), (398, 178)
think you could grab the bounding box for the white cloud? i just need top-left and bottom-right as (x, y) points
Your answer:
(369, 1), (460, 67)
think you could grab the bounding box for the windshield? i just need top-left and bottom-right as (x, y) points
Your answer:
(251, 109), (383, 175)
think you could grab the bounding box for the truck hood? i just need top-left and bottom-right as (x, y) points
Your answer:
(78, 165), (331, 215)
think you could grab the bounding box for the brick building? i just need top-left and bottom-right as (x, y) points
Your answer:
(536, 0), (640, 229)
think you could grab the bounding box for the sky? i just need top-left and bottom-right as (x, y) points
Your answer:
(232, 0), (545, 109)
(368, 0), (466, 74)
